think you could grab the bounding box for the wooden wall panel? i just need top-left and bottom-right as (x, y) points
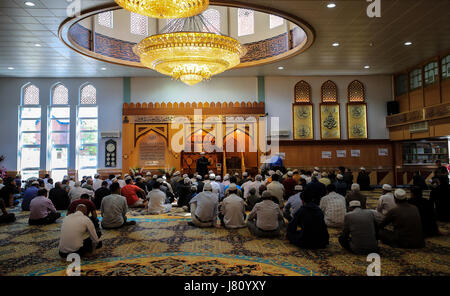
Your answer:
(424, 84), (441, 106)
(397, 94), (409, 113)
(389, 126), (404, 140)
(442, 79), (450, 103)
(409, 89), (424, 110)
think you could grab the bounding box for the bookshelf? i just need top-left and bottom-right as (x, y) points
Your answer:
(402, 141), (449, 165)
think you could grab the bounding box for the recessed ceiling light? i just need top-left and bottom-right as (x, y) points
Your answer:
(404, 41), (412, 46)
(24, 1), (35, 7)
(34, 43), (41, 47)
(278, 66), (284, 70)
(8, 67), (14, 70)
(332, 42), (340, 47)
(364, 65), (370, 69)
(327, 3), (336, 8)
(101, 67), (107, 70)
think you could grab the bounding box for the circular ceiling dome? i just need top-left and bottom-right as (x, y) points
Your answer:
(59, 1), (315, 70)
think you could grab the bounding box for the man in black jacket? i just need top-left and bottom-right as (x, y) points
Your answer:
(286, 186), (329, 249)
(94, 181), (111, 209)
(196, 152), (210, 178)
(49, 182), (70, 210)
(356, 167), (371, 191)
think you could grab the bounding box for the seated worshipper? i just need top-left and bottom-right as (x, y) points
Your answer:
(305, 175), (327, 205)
(357, 167), (371, 190)
(266, 173), (285, 208)
(379, 189), (425, 249)
(345, 183), (367, 209)
(0, 177), (18, 208)
(319, 172), (331, 186)
(219, 184), (246, 229)
(430, 178), (450, 222)
(195, 175), (204, 193)
(93, 174), (103, 191)
(283, 171), (297, 198)
(210, 174), (221, 195)
(29, 189), (61, 225)
(224, 176), (242, 198)
(148, 181), (172, 214)
(408, 186), (440, 237)
(177, 177), (193, 208)
(319, 184), (347, 228)
(48, 182), (70, 210)
(93, 181), (111, 210)
(101, 182), (136, 229)
(82, 178), (94, 191)
(121, 177), (147, 208)
(59, 204), (102, 258)
(249, 175), (263, 198)
(0, 199), (16, 224)
(188, 183), (219, 228)
(135, 176), (148, 195)
(222, 174), (230, 186)
(338, 200), (379, 255)
(21, 180), (40, 211)
(245, 187), (261, 211)
(215, 175), (225, 200)
(286, 186), (329, 249)
(45, 178), (54, 191)
(68, 181), (94, 202)
(67, 193), (99, 229)
(157, 178), (175, 203)
(334, 174), (347, 197)
(373, 184), (396, 223)
(247, 191), (284, 238)
(283, 185), (303, 221)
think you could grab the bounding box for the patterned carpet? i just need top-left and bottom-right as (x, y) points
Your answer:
(1, 189), (449, 276)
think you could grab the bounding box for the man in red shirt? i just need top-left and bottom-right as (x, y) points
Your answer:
(121, 177), (147, 208)
(283, 171), (298, 199)
(67, 193), (99, 229)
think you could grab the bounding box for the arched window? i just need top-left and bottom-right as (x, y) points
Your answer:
(347, 80), (365, 102)
(269, 14), (284, 29)
(18, 84), (41, 180)
(321, 80), (338, 102)
(238, 9), (254, 36)
(98, 11), (113, 28)
(77, 84), (98, 180)
(294, 80), (311, 103)
(202, 8), (221, 32)
(48, 84), (70, 182)
(130, 12), (148, 36)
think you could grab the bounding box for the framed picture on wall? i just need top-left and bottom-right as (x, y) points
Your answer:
(292, 103), (314, 140)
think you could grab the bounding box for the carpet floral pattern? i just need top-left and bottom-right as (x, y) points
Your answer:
(0, 190), (449, 276)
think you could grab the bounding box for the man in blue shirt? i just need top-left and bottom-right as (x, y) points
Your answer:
(283, 185), (303, 221)
(22, 181), (40, 211)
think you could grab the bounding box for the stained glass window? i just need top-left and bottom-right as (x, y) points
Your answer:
(270, 14), (284, 29)
(442, 55), (450, 80)
(424, 61), (439, 86)
(202, 8), (220, 32)
(98, 11), (113, 28)
(409, 68), (422, 91)
(238, 9), (254, 36)
(52, 84), (69, 105)
(130, 12), (148, 35)
(23, 84), (39, 105)
(80, 84), (96, 104)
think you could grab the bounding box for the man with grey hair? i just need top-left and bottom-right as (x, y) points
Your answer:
(219, 183), (246, 229)
(345, 183), (367, 210)
(68, 181), (93, 202)
(82, 178), (94, 191)
(188, 183), (219, 228)
(93, 173), (103, 191)
(247, 191), (284, 238)
(249, 175), (264, 198)
(374, 184), (396, 223)
(339, 200), (379, 255)
(378, 189), (425, 249)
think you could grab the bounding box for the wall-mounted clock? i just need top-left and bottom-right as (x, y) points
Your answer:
(105, 139), (117, 167)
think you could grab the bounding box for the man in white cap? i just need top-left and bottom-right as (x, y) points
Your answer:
(267, 173), (285, 208)
(214, 175), (225, 200)
(339, 200), (379, 255)
(345, 183), (367, 210)
(249, 175), (263, 198)
(283, 185), (303, 221)
(209, 174), (221, 196)
(357, 167), (371, 191)
(241, 174), (253, 200)
(320, 184), (346, 227)
(374, 184), (396, 223)
(319, 172), (331, 186)
(219, 183), (246, 229)
(334, 174), (347, 197)
(222, 174), (230, 187)
(93, 174), (103, 191)
(188, 183), (219, 228)
(314, 167), (320, 173)
(68, 181), (93, 203)
(147, 180), (172, 214)
(247, 191), (284, 238)
(379, 189), (425, 249)
(283, 171), (297, 198)
(121, 176), (147, 208)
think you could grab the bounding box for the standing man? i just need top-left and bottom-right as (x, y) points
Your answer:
(196, 152), (210, 179)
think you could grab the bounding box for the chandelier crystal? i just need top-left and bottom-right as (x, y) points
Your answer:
(133, 17), (246, 86)
(115, 0), (209, 19)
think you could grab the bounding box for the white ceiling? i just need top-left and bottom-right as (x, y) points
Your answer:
(1, 0), (450, 78)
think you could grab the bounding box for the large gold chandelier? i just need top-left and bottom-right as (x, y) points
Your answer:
(115, 0), (209, 19)
(133, 17), (246, 86)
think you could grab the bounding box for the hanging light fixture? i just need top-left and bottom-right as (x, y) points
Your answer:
(115, 0), (209, 19)
(133, 16), (246, 86)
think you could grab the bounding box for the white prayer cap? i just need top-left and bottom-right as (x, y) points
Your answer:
(191, 185), (197, 191)
(394, 189), (406, 200)
(173, 171), (180, 176)
(223, 175), (230, 181)
(162, 176), (166, 180)
(146, 172), (152, 176)
(287, 171), (293, 177)
(243, 172), (248, 177)
(183, 174), (188, 178)
(234, 172), (239, 176)
(349, 200), (361, 208)
(276, 170), (281, 175)
(124, 174), (130, 178)
(32, 180), (39, 185)
(157, 178), (164, 183)
(153, 175), (158, 179)
(351, 183), (360, 191)
(268, 170), (275, 176)
(209, 173), (215, 180)
(336, 174), (343, 180)
(314, 167), (320, 171)
(382, 184), (393, 191)
(294, 185), (303, 191)
(112, 178), (118, 182)
(184, 177), (191, 184)
(360, 167), (366, 171)
(196, 175), (202, 180)
(255, 174), (262, 181)
(125, 176), (132, 181)
(321, 172), (328, 177)
(209, 170), (214, 174)
(94, 173), (100, 178)
(215, 175), (221, 181)
(312, 171), (319, 176)
(200, 152), (206, 155)
(203, 183), (212, 191)
(228, 183), (237, 191)
(293, 169), (299, 173)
